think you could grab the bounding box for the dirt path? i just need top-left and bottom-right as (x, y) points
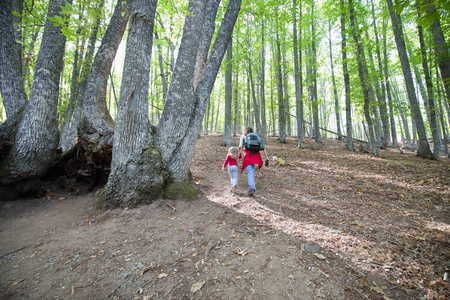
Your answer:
(1, 134), (449, 299)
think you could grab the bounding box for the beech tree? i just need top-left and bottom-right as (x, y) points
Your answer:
(386, 0), (433, 159)
(0, 0), (27, 118)
(0, 0), (71, 199)
(77, 0), (132, 166)
(97, 0), (242, 208)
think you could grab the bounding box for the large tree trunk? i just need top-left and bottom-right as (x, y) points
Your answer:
(157, 0), (241, 198)
(341, 0), (353, 151)
(387, 0), (433, 158)
(0, 0), (27, 118)
(0, 0), (71, 199)
(78, 0), (132, 165)
(96, 0), (162, 208)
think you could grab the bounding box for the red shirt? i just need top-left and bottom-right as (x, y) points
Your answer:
(223, 153), (242, 168)
(241, 149), (263, 172)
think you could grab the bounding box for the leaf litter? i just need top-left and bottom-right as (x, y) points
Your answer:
(0, 134), (448, 299)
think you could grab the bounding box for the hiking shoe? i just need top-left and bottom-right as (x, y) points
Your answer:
(232, 185), (237, 194)
(248, 189), (255, 196)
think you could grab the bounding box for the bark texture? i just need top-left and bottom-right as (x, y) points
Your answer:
(78, 0), (132, 165)
(387, 0), (433, 158)
(95, 0), (162, 208)
(0, 0), (27, 118)
(0, 0), (71, 199)
(222, 40), (234, 147)
(341, 0), (353, 151)
(427, 0), (450, 104)
(158, 0), (241, 193)
(349, 0), (377, 156)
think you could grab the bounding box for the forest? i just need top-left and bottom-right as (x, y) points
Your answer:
(0, 0), (449, 203)
(1, 1), (450, 299)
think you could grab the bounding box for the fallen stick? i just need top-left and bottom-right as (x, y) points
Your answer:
(0, 245), (29, 259)
(107, 285), (120, 298)
(166, 203), (176, 214)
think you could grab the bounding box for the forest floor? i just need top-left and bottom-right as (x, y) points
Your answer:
(0, 134), (449, 299)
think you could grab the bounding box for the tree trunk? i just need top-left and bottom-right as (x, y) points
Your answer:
(233, 70), (240, 135)
(61, 0), (104, 151)
(386, 0), (433, 158)
(155, 31), (168, 101)
(426, 0), (450, 105)
(247, 14), (262, 135)
(341, 0), (353, 151)
(293, 0), (305, 148)
(0, 0), (27, 118)
(382, 11), (398, 147)
(328, 20), (342, 141)
(157, 0), (241, 194)
(222, 40), (234, 146)
(78, 0), (132, 165)
(96, 0), (162, 208)
(276, 30), (286, 143)
(348, 0), (377, 155)
(260, 17), (268, 143)
(417, 20), (440, 157)
(193, 0), (221, 89)
(393, 82), (412, 147)
(0, 0), (71, 195)
(371, 0), (390, 147)
(310, 1), (321, 143)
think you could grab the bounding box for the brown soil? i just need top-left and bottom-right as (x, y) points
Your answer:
(0, 134), (449, 299)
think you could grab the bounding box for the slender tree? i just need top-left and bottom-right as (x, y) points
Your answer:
(293, 0), (305, 148)
(276, 30), (287, 143)
(417, 16), (440, 157)
(328, 19), (342, 140)
(425, 0), (450, 105)
(260, 16), (268, 143)
(382, 8), (398, 147)
(348, 0), (377, 155)
(341, 0), (353, 151)
(386, 0), (433, 158)
(311, 0), (321, 143)
(222, 39), (234, 146)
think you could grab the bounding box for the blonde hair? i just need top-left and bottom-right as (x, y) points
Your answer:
(228, 147), (239, 159)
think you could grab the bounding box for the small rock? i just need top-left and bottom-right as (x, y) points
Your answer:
(304, 242), (321, 253)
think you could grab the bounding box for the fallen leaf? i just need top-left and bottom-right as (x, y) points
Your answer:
(157, 273), (168, 278)
(313, 253), (326, 260)
(190, 280), (206, 293)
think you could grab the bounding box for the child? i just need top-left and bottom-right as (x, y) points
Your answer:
(238, 127), (269, 196)
(222, 147), (241, 194)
